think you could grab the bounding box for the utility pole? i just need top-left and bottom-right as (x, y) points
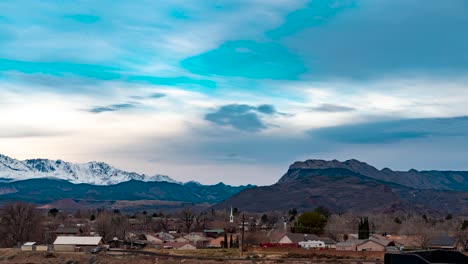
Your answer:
(240, 213), (245, 257)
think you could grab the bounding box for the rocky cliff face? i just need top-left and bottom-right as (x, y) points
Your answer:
(279, 159), (468, 191)
(216, 159), (468, 214)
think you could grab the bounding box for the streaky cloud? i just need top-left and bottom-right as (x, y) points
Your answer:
(88, 103), (137, 114)
(311, 116), (468, 144)
(312, 104), (355, 112)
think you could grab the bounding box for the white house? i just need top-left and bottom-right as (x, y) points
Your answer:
(53, 236), (103, 252)
(299, 240), (326, 249)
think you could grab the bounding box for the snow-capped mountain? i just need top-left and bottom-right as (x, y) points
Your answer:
(0, 153), (179, 185)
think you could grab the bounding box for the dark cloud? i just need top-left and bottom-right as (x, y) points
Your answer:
(312, 104), (355, 112)
(285, 0), (468, 79)
(311, 116), (468, 144)
(149, 93), (166, 99)
(256, 104), (277, 114)
(204, 104), (279, 132)
(88, 103), (137, 113)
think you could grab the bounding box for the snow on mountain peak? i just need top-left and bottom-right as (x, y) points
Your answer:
(0, 154), (178, 185)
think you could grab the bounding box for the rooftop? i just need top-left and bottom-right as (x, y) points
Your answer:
(53, 236), (102, 245)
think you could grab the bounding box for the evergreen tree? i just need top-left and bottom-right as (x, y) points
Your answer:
(358, 217), (370, 239)
(224, 232), (228, 248)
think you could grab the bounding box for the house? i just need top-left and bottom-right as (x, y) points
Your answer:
(356, 239), (387, 251)
(206, 234), (237, 248)
(21, 242), (36, 251)
(143, 234), (164, 245)
(162, 242), (197, 250)
(183, 233), (211, 247)
(336, 241), (360, 251)
(175, 237), (189, 243)
(277, 233), (320, 244)
(356, 235), (396, 251)
(207, 236), (225, 248)
(53, 236), (103, 252)
(428, 236), (458, 250)
(319, 237), (337, 249)
(386, 235), (419, 249)
(56, 226), (84, 236)
(204, 229), (225, 238)
(155, 232), (175, 242)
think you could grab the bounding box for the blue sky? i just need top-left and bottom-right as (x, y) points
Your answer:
(1, 0), (468, 185)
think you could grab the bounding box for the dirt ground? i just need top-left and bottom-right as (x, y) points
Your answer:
(0, 248), (383, 264)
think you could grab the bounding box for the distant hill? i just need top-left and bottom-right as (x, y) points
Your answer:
(216, 160), (468, 215)
(0, 178), (253, 210)
(0, 153), (178, 185)
(282, 159), (468, 191)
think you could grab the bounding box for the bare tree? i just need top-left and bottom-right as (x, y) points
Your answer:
(0, 202), (43, 247)
(457, 229), (468, 251)
(95, 212), (129, 242)
(95, 212), (113, 241)
(182, 209), (194, 233)
(413, 225), (433, 249)
(158, 215), (170, 232)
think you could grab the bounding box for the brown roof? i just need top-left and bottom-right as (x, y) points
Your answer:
(369, 234), (395, 247)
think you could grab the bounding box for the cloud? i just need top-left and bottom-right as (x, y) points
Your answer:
(0, 58), (121, 80)
(127, 75), (216, 90)
(0, 128), (66, 138)
(88, 103), (137, 113)
(312, 104), (355, 112)
(311, 116), (468, 144)
(180, 40), (306, 80)
(266, 0), (356, 39)
(0, 58), (217, 93)
(285, 0), (468, 80)
(204, 104), (280, 132)
(149, 93), (166, 99)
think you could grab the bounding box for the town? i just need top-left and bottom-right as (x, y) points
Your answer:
(1, 202), (467, 263)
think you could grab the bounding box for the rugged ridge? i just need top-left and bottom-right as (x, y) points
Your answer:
(0, 154), (178, 185)
(216, 159), (468, 214)
(280, 159), (468, 191)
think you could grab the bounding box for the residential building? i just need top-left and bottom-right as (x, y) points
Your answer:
(428, 236), (458, 250)
(21, 242), (36, 251)
(162, 242), (197, 250)
(277, 233), (320, 244)
(53, 236), (103, 252)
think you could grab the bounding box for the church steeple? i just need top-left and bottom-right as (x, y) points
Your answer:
(229, 206), (234, 223)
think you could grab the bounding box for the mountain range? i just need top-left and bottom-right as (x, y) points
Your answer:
(0, 153), (253, 211)
(216, 159), (468, 215)
(1, 154), (468, 215)
(0, 154), (178, 185)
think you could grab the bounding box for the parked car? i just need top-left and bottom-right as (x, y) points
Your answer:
(91, 247), (101, 254)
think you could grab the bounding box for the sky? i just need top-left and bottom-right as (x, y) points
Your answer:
(1, 0), (468, 185)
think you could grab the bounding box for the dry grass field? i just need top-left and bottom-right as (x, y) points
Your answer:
(0, 248), (385, 264)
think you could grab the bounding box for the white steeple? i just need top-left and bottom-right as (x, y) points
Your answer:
(229, 206), (234, 223)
